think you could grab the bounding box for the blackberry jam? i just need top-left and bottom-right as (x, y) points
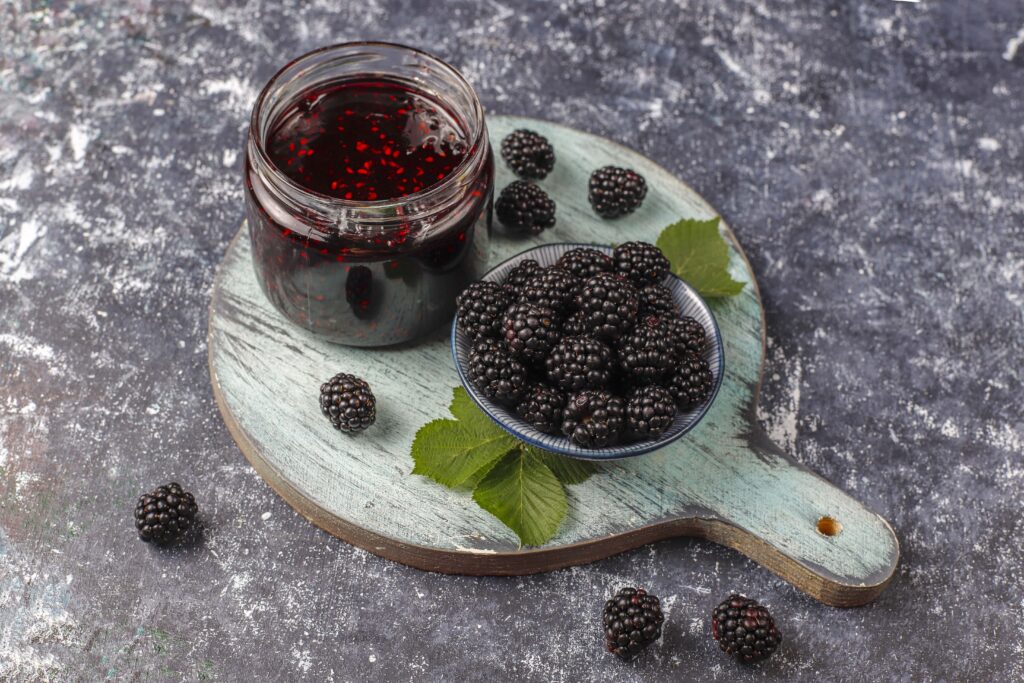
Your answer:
(245, 43), (493, 346)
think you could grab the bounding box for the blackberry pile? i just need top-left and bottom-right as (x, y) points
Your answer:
(456, 243), (715, 447)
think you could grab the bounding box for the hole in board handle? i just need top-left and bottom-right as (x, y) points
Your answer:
(817, 516), (843, 537)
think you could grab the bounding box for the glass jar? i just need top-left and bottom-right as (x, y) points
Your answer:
(244, 42), (493, 346)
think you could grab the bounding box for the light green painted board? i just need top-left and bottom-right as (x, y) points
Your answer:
(207, 116), (898, 606)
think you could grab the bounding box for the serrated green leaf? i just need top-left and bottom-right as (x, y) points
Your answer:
(525, 445), (600, 485)
(411, 388), (519, 487)
(448, 386), (484, 423)
(656, 217), (746, 298)
(472, 448), (567, 546)
(411, 418), (517, 488)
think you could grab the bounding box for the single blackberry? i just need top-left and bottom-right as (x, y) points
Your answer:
(626, 385), (676, 438)
(613, 241), (670, 284)
(556, 247), (613, 280)
(467, 338), (528, 405)
(320, 373), (377, 432)
(712, 594), (781, 663)
(456, 281), (512, 340)
(573, 272), (640, 342)
(135, 482), (198, 545)
(345, 265), (374, 317)
(500, 129), (555, 180)
(562, 389), (625, 447)
(520, 267), (580, 314)
(638, 284), (677, 318)
(616, 315), (678, 386)
(501, 259), (542, 298)
(515, 383), (566, 434)
(495, 181), (556, 235)
(666, 352), (714, 408)
(603, 587), (665, 661)
(562, 310), (588, 337)
(545, 335), (614, 392)
(667, 315), (707, 355)
(502, 302), (561, 363)
(588, 166), (647, 218)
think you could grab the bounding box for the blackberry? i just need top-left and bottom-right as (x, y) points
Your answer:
(135, 482), (198, 545)
(545, 335), (613, 392)
(711, 594), (781, 664)
(616, 315), (678, 386)
(666, 352), (714, 408)
(456, 281), (512, 340)
(495, 181), (556, 235)
(603, 587), (665, 661)
(502, 302), (561, 363)
(500, 129), (555, 180)
(320, 373), (377, 432)
(345, 265), (374, 318)
(562, 389), (625, 447)
(638, 284), (677, 318)
(556, 247), (613, 279)
(515, 383), (566, 434)
(501, 259), (542, 298)
(562, 310), (588, 337)
(626, 385), (676, 438)
(613, 241), (670, 284)
(669, 315), (707, 354)
(467, 338), (528, 404)
(520, 267), (580, 314)
(588, 166), (647, 218)
(574, 272), (640, 342)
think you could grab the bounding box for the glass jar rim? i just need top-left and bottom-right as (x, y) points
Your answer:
(247, 41), (487, 215)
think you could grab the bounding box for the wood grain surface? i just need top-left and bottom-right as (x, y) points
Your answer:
(207, 116), (899, 606)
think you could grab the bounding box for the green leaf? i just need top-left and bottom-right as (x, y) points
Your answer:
(656, 217), (746, 298)
(411, 387), (598, 544)
(472, 448), (568, 546)
(447, 386), (483, 422)
(526, 445), (599, 485)
(411, 389), (518, 488)
(411, 419), (516, 488)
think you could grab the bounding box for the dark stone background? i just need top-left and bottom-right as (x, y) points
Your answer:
(1, 1), (1022, 680)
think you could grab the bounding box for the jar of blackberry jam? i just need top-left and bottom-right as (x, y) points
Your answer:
(245, 42), (493, 346)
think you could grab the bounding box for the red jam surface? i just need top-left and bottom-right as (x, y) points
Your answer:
(266, 80), (467, 201)
(245, 78), (492, 347)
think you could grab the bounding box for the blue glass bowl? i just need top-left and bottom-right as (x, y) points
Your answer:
(451, 243), (725, 460)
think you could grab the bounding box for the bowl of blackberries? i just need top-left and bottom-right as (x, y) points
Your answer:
(452, 241), (724, 459)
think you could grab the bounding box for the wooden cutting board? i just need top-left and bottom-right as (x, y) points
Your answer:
(208, 116), (899, 607)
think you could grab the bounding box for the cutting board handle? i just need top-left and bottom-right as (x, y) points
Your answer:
(683, 426), (899, 607)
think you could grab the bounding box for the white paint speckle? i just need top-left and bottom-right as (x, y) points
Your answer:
(759, 339), (802, 453)
(1003, 25), (1024, 61)
(0, 160), (34, 191)
(0, 333), (57, 366)
(977, 137), (1001, 151)
(0, 218), (46, 283)
(67, 123), (92, 162)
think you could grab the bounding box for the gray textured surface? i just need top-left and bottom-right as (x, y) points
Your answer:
(1, 1), (1021, 681)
